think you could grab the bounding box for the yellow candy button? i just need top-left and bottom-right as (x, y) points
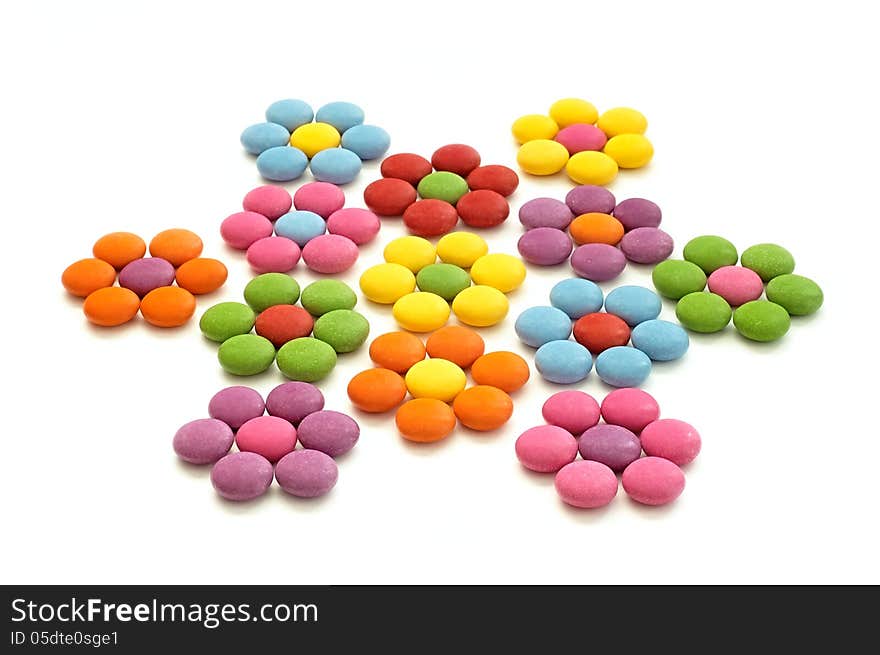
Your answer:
(549, 98), (598, 128)
(289, 122), (341, 158)
(511, 114), (559, 144)
(470, 254), (526, 293)
(596, 107), (648, 138)
(452, 285), (509, 327)
(603, 134), (654, 169)
(392, 292), (450, 332)
(383, 236), (436, 273)
(566, 151), (619, 186)
(359, 263), (416, 304)
(405, 359), (467, 402)
(517, 140), (570, 176)
(436, 232), (489, 269)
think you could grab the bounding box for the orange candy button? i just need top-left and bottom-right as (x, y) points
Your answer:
(62, 258), (117, 297)
(140, 286), (196, 327)
(471, 351), (530, 393)
(569, 213), (625, 246)
(368, 331), (427, 374)
(83, 287), (140, 326)
(149, 229), (203, 267)
(174, 258), (228, 295)
(453, 385), (513, 431)
(347, 368), (407, 413)
(425, 325), (485, 369)
(395, 398), (456, 443)
(92, 232), (147, 269)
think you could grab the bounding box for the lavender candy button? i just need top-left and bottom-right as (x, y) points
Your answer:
(266, 382), (325, 425)
(613, 198), (662, 231)
(173, 418), (234, 464)
(518, 198), (574, 230)
(297, 410), (359, 457)
(275, 449), (338, 498)
(620, 227), (674, 264)
(208, 386), (265, 429)
(578, 424), (642, 472)
(565, 185), (616, 215)
(118, 257), (175, 297)
(571, 243), (626, 282)
(518, 228), (573, 266)
(210, 451), (274, 501)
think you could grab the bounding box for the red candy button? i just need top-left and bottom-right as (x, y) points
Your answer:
(466, 165), (520, 197)
(431, 144), (481, 177)
(573, 313), (631, 354)
(380, 153), (433, 186)
(403, 199), (459, 237)
(363, 178), (417, 216)
(456, 189), (510, 228)
(255, 305), (314, 348)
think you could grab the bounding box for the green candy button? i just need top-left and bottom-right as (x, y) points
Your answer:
(683, 235), (738, 274)
(218, 334), (276, 375)
(300, 280), (357, 316)
(415, 263), (471, 301)
(766, 274), (823, 316)
(276, 337), (338, 382)
(244, 273), (300, 313)
(733, 300), (791, 342)
(676, 292), (732, 333)
(199, 302), (256, 342)
(313, 309), (370, 353)
(740, 243), (795, 282)
(417, 171), (469, 205)
(652, 259), (707, 300)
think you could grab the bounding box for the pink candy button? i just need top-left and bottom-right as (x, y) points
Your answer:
(221, 211), (274, 250)
(242, 185), (292, 220)
(515, 425), (578, 473)
(235, 415), (297, 463)
(246, 236), (301, 273)
(541, 390), (601, 434)
(294, 182), (345, 219)
(302, 234), (358, 274)
(600, 388), (660, 433)
(555, 124), (607, 154)
(640, 419), (702, 466)
(622, 457), (685, 506)
(707, 265), (764, 306)
(327, 208), (380, 245)
(554, 460), (618, 509)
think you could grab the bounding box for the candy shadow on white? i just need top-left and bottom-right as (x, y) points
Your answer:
(174, 458), (210, 481)
(212, 491), (272, 514)
(518, 466), (556, 489)
(557, 498), (615, 522)
(275, 485), (336, 512)
(623, 496), (681, 519)
(398, 433), (457, 457)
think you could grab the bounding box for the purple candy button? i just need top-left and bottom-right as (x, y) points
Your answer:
(571, 243), (626, 282)
(210, 451), (274, 501)
(613, 198), (662, 231)
(173, 418), (234, 465)
(620, 227), (674, 264)
(275, 449), (339, 498)
(578, 424), (642, 472)
(518, 228), (573, 266)
(297, 410), (359, 457)
(565, 185), (616, 215)
(266, 382), (325, 425)
(518, 197), (574, 230)
(118, 257), (175, 297)
(208, 386), (265, 429)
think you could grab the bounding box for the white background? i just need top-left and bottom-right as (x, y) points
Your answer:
(1, 1), (877, 584)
